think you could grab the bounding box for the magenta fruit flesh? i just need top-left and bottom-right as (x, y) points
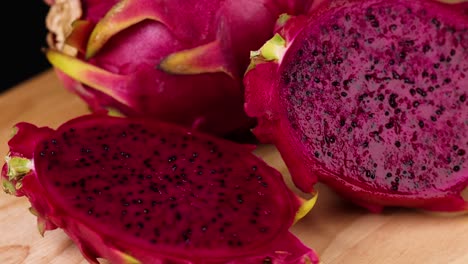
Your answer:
(1, 114), (318, 263)
(245, 0), (468, 212)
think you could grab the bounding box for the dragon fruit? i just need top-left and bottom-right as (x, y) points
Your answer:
(244, 0), (468, 212)
(1, 114), (318, 263)
(42, 0), (316, 136)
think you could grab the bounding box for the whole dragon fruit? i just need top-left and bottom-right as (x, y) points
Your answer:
(43, 0), (315, 137)
(1, 114), (318, 263)
(244, 0), (468, 212)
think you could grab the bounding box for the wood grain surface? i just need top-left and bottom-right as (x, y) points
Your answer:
(0, 70), (467, 264)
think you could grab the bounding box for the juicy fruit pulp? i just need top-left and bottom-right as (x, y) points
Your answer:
(44, 0), (316, 136)
(2, 115), (318, 263)
(245, 0), (468, 212)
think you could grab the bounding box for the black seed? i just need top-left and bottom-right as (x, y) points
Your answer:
(450, 49), (456, 56)
(418, 121), (424, 128)
(366, 14), (376, 20)
(389, 93), (398, 108)
(358, 93), (367, 101)
(237, 194), (244, 204)
(339, 118), (346, 127)
(457, 149), (466, 156)
(168, 155), (177, 163)
(377, 94), (385, 101)
(332, 58), (343, 65)
(175, 212), (182, 221)
(386, 172), (392, 178)
(341, 92), (348, 97)
(182, 229), (192, 242)
(430, 116), (437, 122)
(423, 44), (431, 53)
(460, 94), (466, 102)
(453, 166), (460, 172)
(413, 101), (420, 107)
(431, 18), (441, 28)
(447, 156), (452, 164)
(395, 141), (401, 147)
(385, 122), (394, 129)
(416, 88), (427, 97)
(399, 52), (406, 59)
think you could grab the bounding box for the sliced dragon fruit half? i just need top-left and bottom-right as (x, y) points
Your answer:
(1, 114), (318, 263)
(244, 0), (468, 213)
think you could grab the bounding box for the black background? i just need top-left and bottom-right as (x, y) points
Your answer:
(2, 2), (51, 93)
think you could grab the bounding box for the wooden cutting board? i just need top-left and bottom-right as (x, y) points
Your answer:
(0, 71), (467, 264)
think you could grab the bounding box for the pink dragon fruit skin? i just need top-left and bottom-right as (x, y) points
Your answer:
(1, 114), (318, 264)
(43, 0), (316, 137)
(244, 0), (468, 213)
